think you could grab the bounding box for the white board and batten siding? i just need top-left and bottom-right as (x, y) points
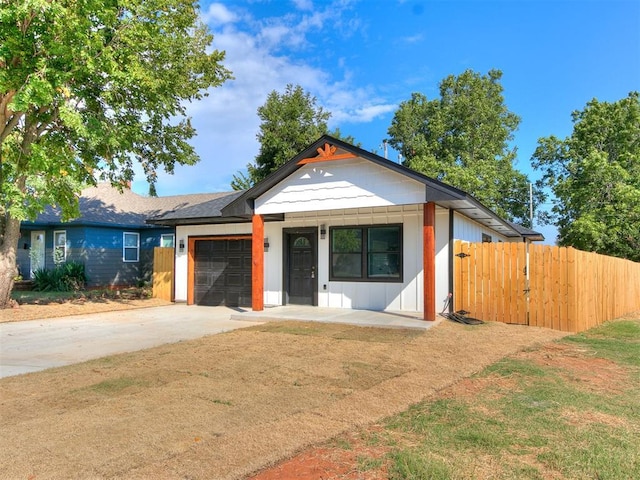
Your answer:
(254, 158), (441, 313)
(262, 206), (430, 312)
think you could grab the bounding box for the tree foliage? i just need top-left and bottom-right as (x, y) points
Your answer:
(532, 92), (640, 261)
(387, 69), (539, 224)
(231, 84), (355, 190)
(0, 0), (231, 307)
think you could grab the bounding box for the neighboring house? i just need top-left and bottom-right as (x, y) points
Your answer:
(17, 183), (229, 288)
(149, 135), (543, 320)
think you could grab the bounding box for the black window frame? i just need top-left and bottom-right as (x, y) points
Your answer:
(329, 224), (403, 283)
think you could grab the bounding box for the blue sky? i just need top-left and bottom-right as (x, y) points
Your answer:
(133, 0), (640, 242)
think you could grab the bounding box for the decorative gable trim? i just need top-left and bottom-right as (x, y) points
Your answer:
(297, 142), (357, 165)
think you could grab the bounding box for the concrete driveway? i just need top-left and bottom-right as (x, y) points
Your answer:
(0, 305), (264, 378)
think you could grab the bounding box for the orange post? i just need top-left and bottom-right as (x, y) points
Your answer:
(252, 214), (264, 311)
(423, 202), (436, 321)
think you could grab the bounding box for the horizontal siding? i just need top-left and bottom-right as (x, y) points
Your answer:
(85, 248), (141, 287)
(453, 212), (513, 243)
(255, 159), (425, 215)
(17, 225), (161, 287)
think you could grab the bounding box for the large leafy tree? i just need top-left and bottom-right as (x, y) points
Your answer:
(387, 69), (538, 224)
(0, 0), (231, 307)
(232, 84), (355, 190)
(532, 92), (640, 261)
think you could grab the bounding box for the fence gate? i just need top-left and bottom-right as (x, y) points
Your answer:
(153, 247), (174, 302)
(453, 240), (529, 325)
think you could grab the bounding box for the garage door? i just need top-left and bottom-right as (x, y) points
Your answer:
(193, 238), (252, 307)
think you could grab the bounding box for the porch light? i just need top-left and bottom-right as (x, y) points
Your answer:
(263, 238), (269, 252)
(179, 239), (185, 252)
(320, 224), (326, 239)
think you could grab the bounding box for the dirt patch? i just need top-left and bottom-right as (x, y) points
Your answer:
(0, 314), (568, 480)
(516, 342), (631, 394)
(0, 297), (171, 323)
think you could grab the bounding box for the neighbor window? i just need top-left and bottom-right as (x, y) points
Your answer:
(482, 233), (492, 243)
(160, 234), (175, 248)
(330, 225), (402, 282)
(123, 232), (140, 262)
(53, 230), (67, 264)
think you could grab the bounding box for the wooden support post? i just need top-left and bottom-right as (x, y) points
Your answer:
(423, 202), (436, 321)
(252, 214), (264, 311)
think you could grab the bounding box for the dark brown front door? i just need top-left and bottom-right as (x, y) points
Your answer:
(285, 229), (317, 305)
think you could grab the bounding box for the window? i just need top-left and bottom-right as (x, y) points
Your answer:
(53, 230), (67, 264)
(160, 234), (175, 248)
(123, 232), (140, 262)
(482, 233), (492, 243)
(330, 225), (402, 282)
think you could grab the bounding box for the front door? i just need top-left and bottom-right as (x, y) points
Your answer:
(30, 230), (45, 277)
(285, 229), (317, 305)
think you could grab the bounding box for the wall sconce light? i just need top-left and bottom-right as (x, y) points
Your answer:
(263, 238), (270, 252)
(179, 239), (185, 252)
(320, 224), (326, 240)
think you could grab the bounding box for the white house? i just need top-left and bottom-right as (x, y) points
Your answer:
(148, 136), (542, 321)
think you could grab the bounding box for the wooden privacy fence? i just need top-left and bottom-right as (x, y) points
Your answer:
(453, 240), (640, 333)
(153, 247), (174, 301)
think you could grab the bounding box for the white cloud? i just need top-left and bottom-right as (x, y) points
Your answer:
(201, 3), (238, 26)
(293, 0), (314, 11)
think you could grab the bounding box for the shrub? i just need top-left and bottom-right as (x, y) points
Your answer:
(32, 262), (86, 292)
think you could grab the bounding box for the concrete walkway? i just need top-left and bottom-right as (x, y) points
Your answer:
(231, 305), (439, 330)
(0, 304), (437, 379)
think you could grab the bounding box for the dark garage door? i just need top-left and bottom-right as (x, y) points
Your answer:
(193, 239), (252, 307)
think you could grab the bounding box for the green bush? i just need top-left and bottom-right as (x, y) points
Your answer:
(32, 262), (87, 292)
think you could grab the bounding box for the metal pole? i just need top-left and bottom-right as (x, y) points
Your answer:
(529, 182), (534, 228)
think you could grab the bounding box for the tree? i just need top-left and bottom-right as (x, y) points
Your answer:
(231, 84), (356, 190)
(532, 92), (640, 261)
(0, 0), (232, 307)
(387, 69), (539, 224)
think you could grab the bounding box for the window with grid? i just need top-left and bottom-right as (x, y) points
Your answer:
(123, 232), (140, 262)
(330, 225), (402, 282)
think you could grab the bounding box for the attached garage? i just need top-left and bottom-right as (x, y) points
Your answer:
(189, 236), (252, 307)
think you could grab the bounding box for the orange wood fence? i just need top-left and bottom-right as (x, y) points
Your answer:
(453, 241), (640, 332)
(152, 247), (174, 302)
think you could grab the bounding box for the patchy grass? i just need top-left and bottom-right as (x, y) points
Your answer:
(379, 319), (640, 479)
(563, 320), (640, 367)
(256, 317), (640, 480)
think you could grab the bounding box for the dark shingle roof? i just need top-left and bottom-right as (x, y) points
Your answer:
(146, 190), (247, 225)
(26, 183), (234, 229)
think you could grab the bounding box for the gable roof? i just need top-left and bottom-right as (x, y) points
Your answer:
(24, 183), (232, 229)
(220, 135), (540, 239)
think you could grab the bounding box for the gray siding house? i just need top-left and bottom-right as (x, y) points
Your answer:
(18, 183), (227, 288)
